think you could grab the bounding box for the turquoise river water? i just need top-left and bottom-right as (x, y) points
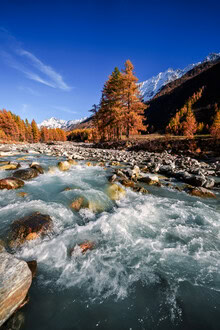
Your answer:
(0, 154), (220, 330)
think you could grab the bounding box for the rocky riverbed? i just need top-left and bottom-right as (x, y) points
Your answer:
(0, 141), (219, 329)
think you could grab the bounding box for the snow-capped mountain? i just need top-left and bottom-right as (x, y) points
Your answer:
(139, 52), (220, 101)
(39, 117), (87, 130)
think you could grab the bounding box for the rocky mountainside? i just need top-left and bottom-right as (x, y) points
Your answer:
(145, 58), (220, 132)
(139, 53), (220, 101)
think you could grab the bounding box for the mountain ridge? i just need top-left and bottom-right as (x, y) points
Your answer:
(38, 117), (87, 130)
(139, 52), (220, 102)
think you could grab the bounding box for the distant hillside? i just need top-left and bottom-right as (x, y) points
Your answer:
(145, 59), (220, 132)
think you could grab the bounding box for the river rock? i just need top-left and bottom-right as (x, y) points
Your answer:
(9, 212), (53, 247)
(27, 260), (37, 278)
(0, 163), (20, 171)
(184, 175), (206, 187)
(16, 192), (28, 198)
(185, 186), (216, 198)
(58, 161), (71, 171)
(132, 186), (148, 194)
(120, 179), (135, 188)
(138, 175), (159, 185)
(30, 163), (44, 174)
(108, 174), (117, 183)
(67, 159), (78, 165)
(70, 241), (95, 255)
(0, 252), (32, 326)
(70, 197), (85, 211)
(107, 183), (126, 200)
(13, 168), (39, 180)
(0, 177), (24, 190)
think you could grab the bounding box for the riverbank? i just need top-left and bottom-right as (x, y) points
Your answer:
(1, 141), (219, 190)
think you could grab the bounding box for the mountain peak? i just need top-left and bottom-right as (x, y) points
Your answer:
(139, 52), (220, 102)
(39, 117), (87, 130)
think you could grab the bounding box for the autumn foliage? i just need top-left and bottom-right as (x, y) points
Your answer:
(210, 104), (220, 139)
(92, 60), (147, 141)
(67, 128), (94, 142)
(166, 87), (205, 137)
(0, 109), (66, 143)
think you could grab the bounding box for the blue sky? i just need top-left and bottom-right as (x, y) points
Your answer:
(0, 0), (219, 123)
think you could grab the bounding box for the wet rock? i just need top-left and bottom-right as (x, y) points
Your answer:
(0, 239), (5, 252)
(138, 175), (160, 186)
(58, 161), (71, 171)
(86, 200), (105, 212)
(13, 168), (39, 180)
(108, 174), (117, 183)
(9, 212), (53, 247)
(141, 166), (149, 173)
(97, 162), (105, 167)
(86, 162), (92, 166)
(120, 179), (135, 188)
(17, 156), (28, 161)
(0, 252), (32, 326)
(70, 241), (95, 255)
(30, 163), (44, 174)
(0, 163), (20, 171)
(70, 197), (85, 211)
(110, 161), (120, 166)
(63, 187), (74, 191)
(0, 310), (25, 330)
(27, 260), (37, 278)
(185, 186), (216, 198)
(107, 183), (126, 200)
(16, 192), (28, 198)
(184, 175), (206, 187)
(0, 161), (10, 165)
(67, 159), (78, 165)
(132, 186), (148, 194)
(0, 178), (24, 190)
(203, 178), (215, 189)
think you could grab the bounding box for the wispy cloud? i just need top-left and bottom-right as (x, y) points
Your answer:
(18, 85), (41, 96)
(0, 28), (72, 91)
(21, 104), (29, 113)
(52, 105), (77, 114)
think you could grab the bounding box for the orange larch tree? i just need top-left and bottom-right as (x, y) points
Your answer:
(121, 60), (146, 138)
(210, 104), (220, 139)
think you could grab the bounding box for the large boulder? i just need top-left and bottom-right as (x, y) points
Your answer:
(58, 161), (71, 171)
(0, 177), (24, 190)
(9, 212), (53, 247)
(106, 183), (126, 201)
(13, 168), (39, 180)
(185, 186), (216, 198)
(30, 163), (44, 174)
(0, 252), (32, 326)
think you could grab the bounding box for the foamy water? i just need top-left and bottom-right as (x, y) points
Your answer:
(0, 154), (220, 330)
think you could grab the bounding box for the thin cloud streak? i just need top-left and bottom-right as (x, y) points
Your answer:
(52, 105), (77, 114)
(0, 29), (72, 91)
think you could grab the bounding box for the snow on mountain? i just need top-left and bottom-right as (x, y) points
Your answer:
(139, 52), (220, 101)
(38, 117), (87, 130)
